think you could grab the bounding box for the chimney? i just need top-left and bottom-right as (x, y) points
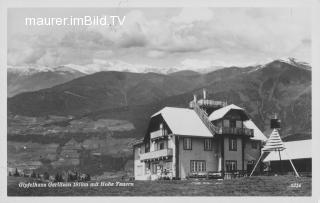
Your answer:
(203, 89), (207, 99)
(193, 94), (197, 103)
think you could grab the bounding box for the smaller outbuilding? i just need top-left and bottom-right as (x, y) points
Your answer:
(263, 139), (311, 174)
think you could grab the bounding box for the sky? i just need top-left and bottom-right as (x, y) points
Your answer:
(7, 7), (311, 71)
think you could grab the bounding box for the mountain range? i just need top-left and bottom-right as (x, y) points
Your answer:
(8, 59), (311, 137)
(7, 58), (311, 174)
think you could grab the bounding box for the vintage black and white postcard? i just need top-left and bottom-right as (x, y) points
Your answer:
(1, 0), (319, 202)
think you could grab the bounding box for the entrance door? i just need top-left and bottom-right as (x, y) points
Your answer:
(247, 161), (254, 175)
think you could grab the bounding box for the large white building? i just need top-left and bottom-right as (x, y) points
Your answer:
(133, 90), (267, 180)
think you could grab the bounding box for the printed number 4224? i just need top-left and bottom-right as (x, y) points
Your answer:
(290, 183), (301, 188)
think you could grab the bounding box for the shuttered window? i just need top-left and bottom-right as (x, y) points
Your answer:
(204, 138), (212, 151)
(183, 137), (192, 150)
(229, 137), (237, 151)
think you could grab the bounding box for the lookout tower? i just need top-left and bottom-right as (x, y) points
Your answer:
(189, 89), (227, 115)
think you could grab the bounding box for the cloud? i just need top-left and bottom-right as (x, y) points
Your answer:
(171, 8), (214, 24)
(7, 8), (311, 68)
(87, 10), (148, 49)
(180, 58), (213, 69)
(147, 50), (165, 58)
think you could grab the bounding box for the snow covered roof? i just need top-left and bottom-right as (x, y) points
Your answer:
(243, 120), (267, 141)
(263, 139), (311, 162)
(152, 107), (213, 137)
(208, 104), (245, 121)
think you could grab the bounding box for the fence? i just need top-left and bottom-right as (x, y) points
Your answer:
(187, 170), (249, 180)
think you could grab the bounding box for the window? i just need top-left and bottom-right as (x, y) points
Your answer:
(230, 120), (236, 128)
(225, 160), (237, 172)
(145, 162), (150, 174)
(152, 163), (161, 174)
(236, 120), (242, 128)
(183, 137), (192, 150)
(159, 142), (164, 150)
(145, 142), (150, 153)
(229, 137), (237, 151)
(252, 141), (258, 149)
(223, 119), (230, 127)
(204, 138), (212, 151)
(190, 160), (206, 172)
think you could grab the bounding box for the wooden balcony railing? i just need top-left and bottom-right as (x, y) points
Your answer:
(150, 130), (167, 140)
(197, 99), (228, 107)
(140, 148), (173, 161)
(217, 127), (254, 137)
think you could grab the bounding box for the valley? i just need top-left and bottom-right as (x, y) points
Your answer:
(7, 59), (312, 177)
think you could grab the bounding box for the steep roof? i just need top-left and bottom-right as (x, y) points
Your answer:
(152, 107), (213, 137)
(208, 104), (266, 141)
(208, 104), (245, 121)
(262, 129), (285, 152)
(263, 139), (311, 162)
(243, 120), (267, 141)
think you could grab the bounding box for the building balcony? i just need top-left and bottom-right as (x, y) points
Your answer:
(150, 130), (168, 140)
(189, 99), (227, 109)
(140, 148), (173, 161)
(217, 127), (254, 137)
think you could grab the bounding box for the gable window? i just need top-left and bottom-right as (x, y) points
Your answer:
(236, 120), (242, 128)
(252, 141), (258, 149)
(230, 120), (236, 128)
(190, 160), (206, 172)
(223, 119), (230, 127)
(204, 138), (212, 151)
(225, 160), (237, 172)
(183, 137), (192, 150)
(229, 137), (237, 151)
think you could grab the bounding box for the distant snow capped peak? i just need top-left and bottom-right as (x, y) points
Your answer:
(68, 59), (177, 75)
(57, 64), (90, 74)
(7, 64), (54, 76)
(7, 64), (86, 76)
